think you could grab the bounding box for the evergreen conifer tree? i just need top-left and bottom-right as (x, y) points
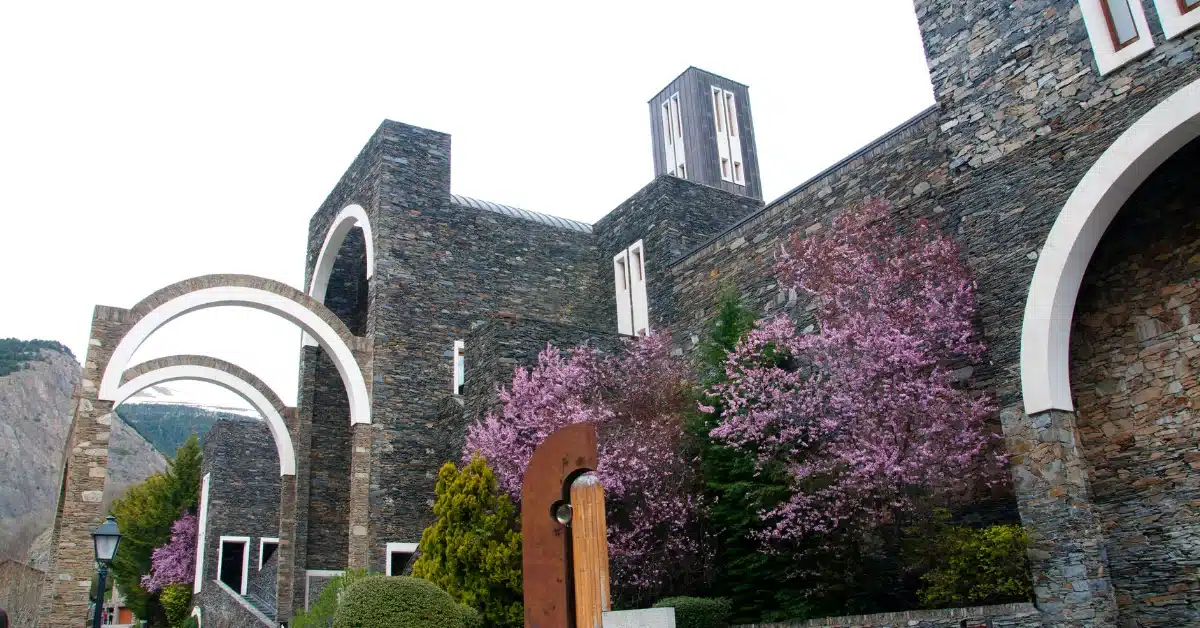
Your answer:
(412, 457), (523, 628)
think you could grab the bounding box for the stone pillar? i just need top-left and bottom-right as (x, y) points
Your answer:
(37, 306), (129, 628)
(1002, 406), (1119, 628)
(275, 407), (300, 623)
(289, 346), (317, 616)
(347, 421), (373, 571)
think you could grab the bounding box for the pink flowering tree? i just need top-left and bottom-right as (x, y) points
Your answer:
(141, 512), (198, 593)
(465, 334), (705, 602)
(706, 199), (1000, 544)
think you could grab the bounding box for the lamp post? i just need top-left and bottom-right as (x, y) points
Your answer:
(91, 516), (123, 628)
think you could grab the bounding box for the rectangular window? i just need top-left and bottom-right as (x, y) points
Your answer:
(721, 158), (730, 178)
(1102, 0), (1140, 48)
(386, 542), (419, 576)
(627, 240), (649, 336)
(712, 88), (724, 133)
(1181, 0), (1199, 13)
(671, 94), (682, 137)
(733, 161), (743, 184)
(453, 340), (466, 395)
(662, 102), (673, 146)
(217, 536), (250, 595)
(661, 94), (685, 178)
(259, 537), (279, 569)
(725, 92), (737, 136)
(614, 250), (633, 335)
(632, 248), (643, 280)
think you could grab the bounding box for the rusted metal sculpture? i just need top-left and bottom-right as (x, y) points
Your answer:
(521, 423), (599, 628)
(570, 472), (611, 628)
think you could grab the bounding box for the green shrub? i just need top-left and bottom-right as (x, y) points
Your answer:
(291, 569), (369, 628)
(652, 597), (732, 628)
(908, 511), (1033, 608)
(333, 576), (479, 628)
(412, 457), (523, 627)
(158, 584), (192, 627)
(178, 615), (199, 628)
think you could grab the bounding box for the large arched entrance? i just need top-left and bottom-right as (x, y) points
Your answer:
(1021, 78), (1200, 627)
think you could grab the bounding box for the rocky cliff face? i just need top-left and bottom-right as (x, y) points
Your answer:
(0, 346), (167, 562)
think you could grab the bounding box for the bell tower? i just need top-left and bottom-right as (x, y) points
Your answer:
(648, 67), (763, 200)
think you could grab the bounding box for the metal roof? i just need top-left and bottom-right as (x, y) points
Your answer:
(450, 194), (592, 234)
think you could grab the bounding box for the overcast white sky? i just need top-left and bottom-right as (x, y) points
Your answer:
(0, 1), (934, 411)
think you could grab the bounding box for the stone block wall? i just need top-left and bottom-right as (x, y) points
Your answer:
(592, 174), (763, 334)
(1068, 137), (1200, 625)
(196, 580), (273, 628)
(199, 419), (281, 589)
(735, 602), (1041, 628)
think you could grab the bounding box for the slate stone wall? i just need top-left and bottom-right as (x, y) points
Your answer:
(462, 315), (623, 428)
(199, 419), (280, 585)
(305, 349), (351, 570)
(1068, 138), (1200, 626)
(197, 581), (272, 628)
(735, 602), (1041, 628)
(592, 175), (763, 334)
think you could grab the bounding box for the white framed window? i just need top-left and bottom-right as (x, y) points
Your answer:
(613, 240), (649, 336)
(661, 93), (686, 179)
(217, 536), (251, 595)
(1080, 0), (1154, 75)
(193, 473), (211, 594)
(258, 537), (279, 569)
(1153, 0), (1200, 38)
(613, 250), (633, 335)
(305, 570), (343, 610)
(386, 542), (419, 576)
(711, 86), (745, 186)
(452, 340), (465, 395)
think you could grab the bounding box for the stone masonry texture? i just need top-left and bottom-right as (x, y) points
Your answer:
(197, 419), (280, 597)
(1068, 138), (1200, 625)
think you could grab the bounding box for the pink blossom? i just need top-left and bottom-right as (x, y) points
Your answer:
(141, 512), (197, 592)
(464, 334), (704, 597)
(709, 199), (1002, 544)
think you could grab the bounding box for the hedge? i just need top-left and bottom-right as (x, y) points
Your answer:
(333, 576), (479, 628)
(652, 597), (732, 628)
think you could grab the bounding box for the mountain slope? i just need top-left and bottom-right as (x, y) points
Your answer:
(116, 402), (251, 456)
(0, 342), (169, 561)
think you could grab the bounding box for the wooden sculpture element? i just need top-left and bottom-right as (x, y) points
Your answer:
(521, 423), (599, 628)
(570, 472), (611, 628)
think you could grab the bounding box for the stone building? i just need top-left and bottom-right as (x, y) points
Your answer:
(38, 1), (1200, 627)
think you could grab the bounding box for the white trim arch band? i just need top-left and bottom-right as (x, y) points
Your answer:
(304, 204), (374, 347)
(1021, 78), (1200, 415)
(114, 364), (297, 476)
(97, 285), (372, 426)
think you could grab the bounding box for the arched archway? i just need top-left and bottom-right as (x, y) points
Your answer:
(1021, 78), (1200, 414)
(309, 204), (374, 303)
(115, 355), (296, 476)
(96, 274), (371, 425)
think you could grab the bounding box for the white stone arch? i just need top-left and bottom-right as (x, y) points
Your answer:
(114, 359), (296, 476)
(97, 276), (371, 426)
(309, 204), (374, 303)
(1021, 78), (1200, 415)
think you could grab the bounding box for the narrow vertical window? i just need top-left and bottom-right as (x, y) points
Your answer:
(712, 88), (724, 133)
(453, 340), (465, 395)
(1101, 0), (1140, 48)
(632, 248), (643, 280)
(614, 250), (633, 335)
(616, 258), (627, 290)
(671, 94), (682, 137)
(725, 92), (737, 136)
(733, 162), (743, 183)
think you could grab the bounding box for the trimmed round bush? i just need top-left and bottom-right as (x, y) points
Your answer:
(652, 597), (732, 628)
(333, 576), (480, 628)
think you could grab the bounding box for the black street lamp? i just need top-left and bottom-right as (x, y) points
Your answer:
(91, 516), (122, 628)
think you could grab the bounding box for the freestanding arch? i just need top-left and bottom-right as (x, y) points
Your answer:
(115, 355), (297, 476)
(309, 204), (374, 303)
(97, 274), (371, 426)
(40, 275), (373, 628)
(1021, 78), (1200, 415)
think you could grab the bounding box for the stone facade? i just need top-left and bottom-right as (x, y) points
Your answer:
(736, 602), (1042, 628)
(1068, 139), (1200, 625)
(198, 419), (280, 603)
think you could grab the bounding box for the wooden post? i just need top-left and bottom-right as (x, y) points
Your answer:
(570, 473), (610, 628)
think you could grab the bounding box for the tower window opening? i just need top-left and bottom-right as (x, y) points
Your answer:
(632, 249), (643, 280)
(721, 158), (730, 178)
(453, 340), (465, 395)
(1101, 0), (1140, 48)
(671, 94), (682, 137)
(733, 161), (743, 184)
(725, 92), (737, 136)
(712, 88), (724, 133)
